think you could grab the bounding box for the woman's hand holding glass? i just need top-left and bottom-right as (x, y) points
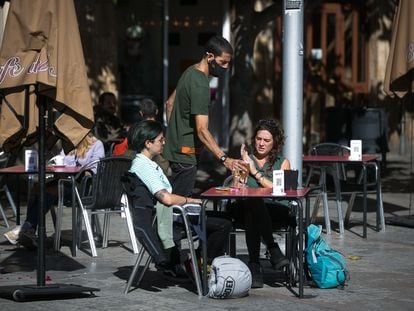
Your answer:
(238, 144), (253, 187)
(239, 161), (249, 187)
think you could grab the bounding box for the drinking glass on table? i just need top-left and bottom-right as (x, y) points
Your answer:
(232, 167), (241, 188)
(239, 161), (249, 187)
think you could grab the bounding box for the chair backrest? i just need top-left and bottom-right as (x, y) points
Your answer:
(84, 157), (132, 210)
(121, 172), (156, 208)
(121, 171), (182, 267)
(309, 143), (350, 181)
(0, 153), (6, 186)
(0, 151), (14, 185)
(0, 151), (8, 168)
(310, 143), (350, 157)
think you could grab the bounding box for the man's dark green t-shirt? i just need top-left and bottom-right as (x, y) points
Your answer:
(163, 65), (210, 165)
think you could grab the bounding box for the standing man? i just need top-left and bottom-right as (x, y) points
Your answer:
(163, 36), (245, 196)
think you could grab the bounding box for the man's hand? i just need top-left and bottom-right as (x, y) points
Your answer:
(223, 157), (248, 172)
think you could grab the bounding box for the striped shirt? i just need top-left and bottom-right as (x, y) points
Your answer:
(129, 153), (172, 195)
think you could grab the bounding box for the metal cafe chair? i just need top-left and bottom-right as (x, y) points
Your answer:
(304, 143), (349, 235)
(54, 157), (138, 257)
(121, 172), (202, 297)
(0, 151), (17, 228)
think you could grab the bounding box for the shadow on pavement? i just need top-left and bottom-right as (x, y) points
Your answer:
(114, 266), (197, 294)
(0, 247), (85, 274)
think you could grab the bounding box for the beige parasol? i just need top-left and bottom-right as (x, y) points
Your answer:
(384, 0), (414, 97)
(0, 0), (98, 299)
(0, 0), (94, 153)
(383, 0), (414, 223)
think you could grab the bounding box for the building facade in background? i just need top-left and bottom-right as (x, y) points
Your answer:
(71, 1), (406, 155)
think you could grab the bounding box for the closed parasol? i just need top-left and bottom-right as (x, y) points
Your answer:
(384, 0), (414, 223)
(0, 0), (98, 301)
(384, 0), (414, 97)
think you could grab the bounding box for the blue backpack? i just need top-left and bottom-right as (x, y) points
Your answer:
(305, 224), (349, 289)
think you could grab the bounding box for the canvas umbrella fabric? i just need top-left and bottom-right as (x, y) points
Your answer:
(0, 0), (97, 301)
(384, 0), (414, 222)
(0, 0), (94, 152)
(384, 0), (414, 97)
(383, 0), (414, 156)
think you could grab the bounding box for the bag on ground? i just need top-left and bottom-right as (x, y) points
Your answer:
(207, 256), (252, 299)
(305, 224), (349, 289)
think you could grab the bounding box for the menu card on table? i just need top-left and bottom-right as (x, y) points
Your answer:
(349, 140), (362, 160)
(25, 149), (38, 172)
(272, 170), (286, 195)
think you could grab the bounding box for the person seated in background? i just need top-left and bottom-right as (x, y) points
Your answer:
(137, 97), (159, 121)
(231, 119), (290, 288)
(113, 98), (170, 175)
(112, 97), (158, 157)
(3, 132), (105, 248)
(127, 120), (231, 277)
(94, 92), (125, 153)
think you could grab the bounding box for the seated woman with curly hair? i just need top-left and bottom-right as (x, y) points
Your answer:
(233, 119), (291, 288)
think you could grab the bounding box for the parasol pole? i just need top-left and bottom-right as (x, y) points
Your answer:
(36, 84), (46, 286)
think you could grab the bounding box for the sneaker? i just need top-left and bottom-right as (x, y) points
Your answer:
(18, 228), (37, 251)
(249, 262), (264, 288)
(268, 245), (289, 271)
(163, 263), (189, 280)
(3, 226), (21, 245)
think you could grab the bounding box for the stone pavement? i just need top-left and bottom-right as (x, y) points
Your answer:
(0, 153), (413, 310)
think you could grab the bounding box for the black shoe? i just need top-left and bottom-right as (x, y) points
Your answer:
(18, 230), (37, 251)
(164, 246), (181, 265)
(155, 260), (168, 271)
(163, 263), (190, 280)
(249, 262), (263, 288)
(268, 246), (289, 271)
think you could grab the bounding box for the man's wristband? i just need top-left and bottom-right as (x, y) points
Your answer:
(219, 154), (228, 163)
